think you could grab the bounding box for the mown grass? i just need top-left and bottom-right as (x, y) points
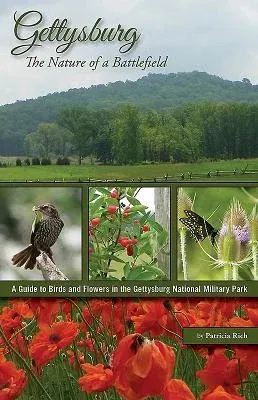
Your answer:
(0, 159), (257, 182)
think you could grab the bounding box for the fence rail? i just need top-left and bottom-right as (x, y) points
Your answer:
(0, 167), (257, 183)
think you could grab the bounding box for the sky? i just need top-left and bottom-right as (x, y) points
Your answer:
(1, 0), (258, 105)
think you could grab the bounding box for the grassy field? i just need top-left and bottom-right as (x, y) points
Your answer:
(0, 158), (257, 181)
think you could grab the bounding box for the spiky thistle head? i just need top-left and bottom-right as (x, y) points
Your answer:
(218, 200), (250, 263)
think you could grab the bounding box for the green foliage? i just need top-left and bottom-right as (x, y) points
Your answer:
(24, 123), (73, 159)
(41, 158), (52, 165)
(89, 187), (168, 280)
(56, 157), (70, 165)
(32, 157), (40, 165)
(2, 71), (258, 156)
(112, 105), (141, 164)
(16, 158), (22, 166)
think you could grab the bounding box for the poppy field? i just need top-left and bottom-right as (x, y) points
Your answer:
(0, 297), (258, 399)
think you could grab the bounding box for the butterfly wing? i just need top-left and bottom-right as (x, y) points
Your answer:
(180, 210), (216, 242)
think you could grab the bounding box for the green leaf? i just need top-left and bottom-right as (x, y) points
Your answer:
(134, 271), (157, 280)
(148, 218), (164, 233)
(143, 264), (166, 278)
(96, 188), (112, 196)
(123, 262), (131, 278)
(139, 242), (153, 257)
(89, 197), (107, 217)
(109, 254), (125, 263)
(127, 266), (144, 280)
(126, 195), (142, 206)
(130, 205), (148, 212)
(139, 211), (152, 225)
(239, 266), (254, 280)
(157, 230), (168, 247)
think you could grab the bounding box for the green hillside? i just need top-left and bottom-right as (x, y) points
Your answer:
(1, 71), (258, 155)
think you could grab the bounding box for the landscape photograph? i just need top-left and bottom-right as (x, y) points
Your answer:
(0, 1), (258, 183)
(0, 1), (258, 400)
(0, 72), (258, 182)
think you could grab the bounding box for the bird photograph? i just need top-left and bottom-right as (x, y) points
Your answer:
(0, 187), (81, 280)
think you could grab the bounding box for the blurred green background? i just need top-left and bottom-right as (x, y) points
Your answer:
(0, 187), (81, 280)
(177, 186), (258, 280)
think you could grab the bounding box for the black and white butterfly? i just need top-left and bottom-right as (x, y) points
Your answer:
(179, 210), (218, 246)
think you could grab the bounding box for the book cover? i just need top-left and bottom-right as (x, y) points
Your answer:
(0, 1), (257, 399)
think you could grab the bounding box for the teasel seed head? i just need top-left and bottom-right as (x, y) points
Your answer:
(218, 200), (250, 263)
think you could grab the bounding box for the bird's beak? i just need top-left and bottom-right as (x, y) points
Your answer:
(32, 205), (41, 212)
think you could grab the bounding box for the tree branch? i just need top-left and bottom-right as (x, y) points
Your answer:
(36, 252), (69, 281)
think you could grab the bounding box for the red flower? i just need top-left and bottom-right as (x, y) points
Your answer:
(29, 321), (79, 367)
(201, 386), (246, 400)
(197, 349), (247, 393)
(113, 334), (175, 399)
(0, 301), (33, 336)
(162, 379), (195, 400)
(78, 363), (114, 393)
(131, 301), (168, 336)
(27, 299), (60, 325)
(233, 346), (258, 372)
(0, 361), (27, 400)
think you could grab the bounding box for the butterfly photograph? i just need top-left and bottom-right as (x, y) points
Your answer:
(177, 186), (258, 281)
(179, 210), (218, 246)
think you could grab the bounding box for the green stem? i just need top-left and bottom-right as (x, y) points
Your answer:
(105, 197), (122, 277)
(224, 263), (230, 280)
(180, 229), (188, 280)
(232, 264), (239, 280)
(252, 243), (258, 280)
(0, 327), (52, 400)
(67, 299), (107, 364)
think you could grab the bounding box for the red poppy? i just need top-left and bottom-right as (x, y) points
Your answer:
(0, 301), (33, 336)
(162, 379), (196, 400)
(0, 361), (27, 400)
(78, 363), (114, 393)
(247, 307), (258, 326)
(233, 346), (258, 372)
(197, 349), (248, 393)
(131, 301), (168, 336)
(29, 321), (79, 367)
(201, 386), (246, 400)
(113, 334), (175, 399)
(27, 299), (61, 325)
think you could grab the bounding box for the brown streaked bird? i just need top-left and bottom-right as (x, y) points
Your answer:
(12, 203), (64, 270)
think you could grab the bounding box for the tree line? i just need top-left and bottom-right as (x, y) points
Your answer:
(1, 71), (258, 157)
(23, 102), (258, 164)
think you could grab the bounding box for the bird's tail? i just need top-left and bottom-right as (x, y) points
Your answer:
(12, 245), (40, 270)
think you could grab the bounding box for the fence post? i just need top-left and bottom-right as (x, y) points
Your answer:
(154, 187), (170, 278)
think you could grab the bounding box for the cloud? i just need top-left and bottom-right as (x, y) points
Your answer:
(1, 0), (258, 105)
